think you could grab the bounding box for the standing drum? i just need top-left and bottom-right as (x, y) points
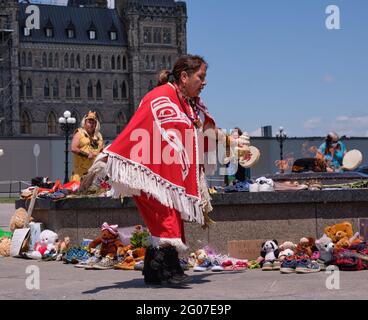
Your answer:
(342, 150), (363, 171)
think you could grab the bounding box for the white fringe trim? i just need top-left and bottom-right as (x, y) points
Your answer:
(151, 236), (188, 253)
(105, 151), (204, 225)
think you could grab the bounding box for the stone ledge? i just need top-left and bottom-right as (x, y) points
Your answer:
(16, 189), (368, 210)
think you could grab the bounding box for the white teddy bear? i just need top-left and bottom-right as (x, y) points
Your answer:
(29, 230), (58, 260)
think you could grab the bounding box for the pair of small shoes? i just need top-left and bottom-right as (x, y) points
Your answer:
(114, 256), (136, 270)
(272, 260), (281, 271)
(64, 247), (90, 264)
(91, 257), (118, 270)
(280, 259), (298, 274)
(193, 259), (212, 272)
(262, 261), (274, 271)
(221, 260), (235, 271)
(75, 256), (101, 269)
(134, 261), (144, 271)
(233, 261), (248, 271)
(249, 178), (275, 192)
(211, 259), (224, 272)
(295, 259), (321, 274)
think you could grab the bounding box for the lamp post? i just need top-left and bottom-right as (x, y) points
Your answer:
(276, 126), (287, 174)
(59, 111), (76, 184)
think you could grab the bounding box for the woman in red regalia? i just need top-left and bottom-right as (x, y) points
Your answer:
(104, 55), (217, 285)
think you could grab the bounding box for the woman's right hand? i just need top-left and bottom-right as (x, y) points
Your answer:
(88, 152), (96, 159)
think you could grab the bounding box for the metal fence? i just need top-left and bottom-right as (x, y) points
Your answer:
(0, 181), (31, 197)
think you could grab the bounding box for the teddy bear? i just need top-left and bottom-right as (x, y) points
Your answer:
(29, 230), (58, 259)
(55, 237), (71, 261)
(9, 208), (31, 233)
(260, 240), (279, 262)
(315, 235), (334, 263)
(295, 237), (316, 257)
(88, 222), (126, 259)
(278, 241), (296, 261)
(324, 221), (361, 249)
(194, 249), (208, 265)
(0, 237), (11, 257)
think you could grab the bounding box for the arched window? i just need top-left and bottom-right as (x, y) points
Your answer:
(153, 27), (161, 43)
(44, 79), (50, 98)
(113, 80), (118, 100)
(64, 53), (69, 68)
(66, 79), (72, 98)
(21, 52), (26, 67)
(167, 56), (172, 69)
(123, 55), (127, 70)
(48, 52), (53, 68)
(86, 54), (90, 69)
(150, 55), (155, 70)
(117, 56), (121, 70)
(75, 80), (80, 98)
(54, 53), (59, 68)
(121, 81), (127, 99)
(70, 53), (74, 69)
(87, 80), (93, 99)
(111, 56), (115, 70)
(20, 111), (31, 134)
(96, 80), (102, 99)
(26, 79), (32, 98)
(116, 112), (127, 134)
(161, 56), (166, 69)
(145, 55), (150, 70)
(19, 78), (24, 98)
(52, 79), (59, 98)
(163, 28), (171, 44)
(47, 112), (57, 135)
(27, 52), (32, 67)
(76, 54), (80, 69)
(97, 55), (102, 69)
(143, 27), (152, 43)
(92, 55), (96, 69)
(42, 52), (47, 68)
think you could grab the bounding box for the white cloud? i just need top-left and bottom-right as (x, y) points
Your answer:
(304, 114), (368, 137)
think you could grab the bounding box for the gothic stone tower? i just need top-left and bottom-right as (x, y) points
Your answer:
(116, 0), (187, 111)
(0, 0), (20, 136)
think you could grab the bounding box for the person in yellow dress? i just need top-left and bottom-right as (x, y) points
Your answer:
(71, 111), (104, 182)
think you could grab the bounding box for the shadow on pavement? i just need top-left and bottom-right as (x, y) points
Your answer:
(82, 272), (236, 295)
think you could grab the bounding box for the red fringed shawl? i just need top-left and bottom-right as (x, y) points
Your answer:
(105, 83), (215, 225)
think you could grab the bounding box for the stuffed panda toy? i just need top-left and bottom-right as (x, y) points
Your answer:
(261, 240), (280, 262)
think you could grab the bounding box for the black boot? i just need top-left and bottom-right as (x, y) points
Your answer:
(143, 246), (189, 286)
(162, 246), (190, 285)
(143, 246), (163, 285)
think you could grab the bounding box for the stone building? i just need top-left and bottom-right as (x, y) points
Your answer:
(0, 0), (187, 138)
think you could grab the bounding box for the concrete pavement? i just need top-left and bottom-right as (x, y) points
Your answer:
(1, 257), (368, 300)
(2, 203), (368, 300)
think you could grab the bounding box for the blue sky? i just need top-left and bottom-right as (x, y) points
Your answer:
(26, 0), (368, 137)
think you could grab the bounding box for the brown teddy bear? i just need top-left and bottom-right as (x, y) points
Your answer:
(0, 237), (11, 257)
(9, 208), (30, 232)
(324, 221), (361, 249)
(88, 222), (127, 259)
(295, 237), (315, 257)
